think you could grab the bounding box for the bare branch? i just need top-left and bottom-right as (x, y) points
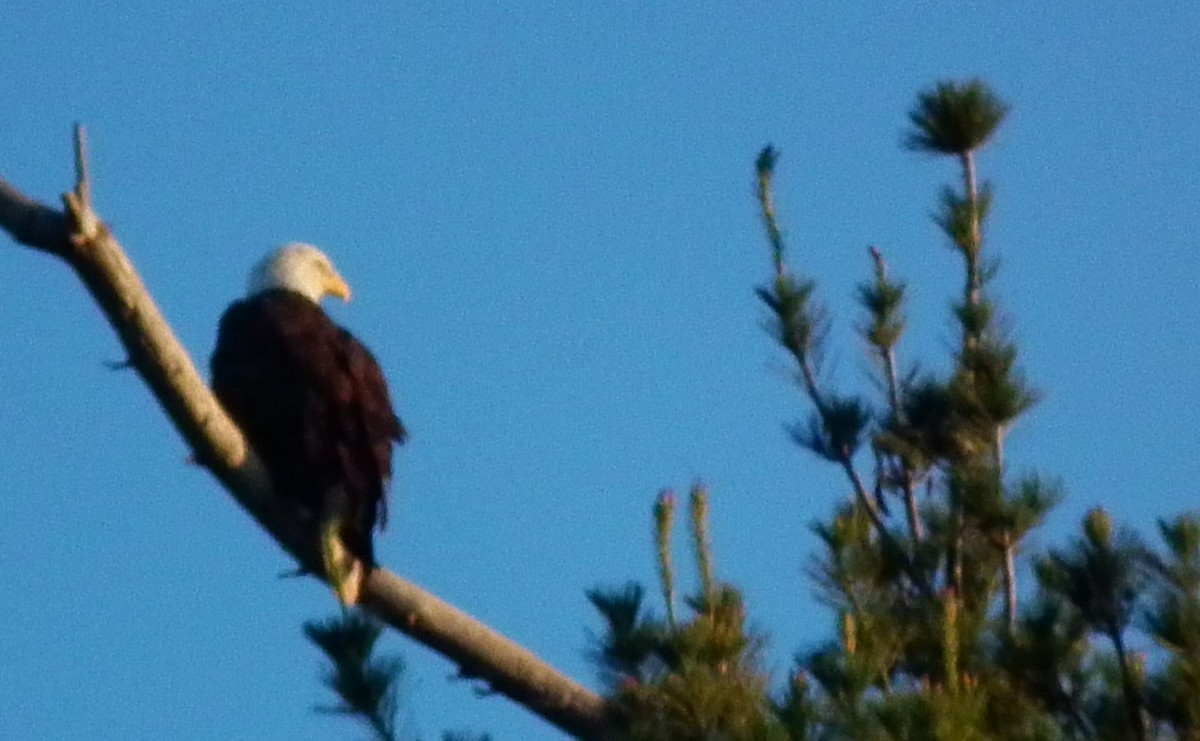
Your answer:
(0, 133), (616, 740)
(0, 178), (72, 254)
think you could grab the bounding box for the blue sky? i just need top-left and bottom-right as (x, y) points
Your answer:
(2, 3), (1198, 739)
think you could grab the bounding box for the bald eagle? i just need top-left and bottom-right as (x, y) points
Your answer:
(210, 243), (405, 605)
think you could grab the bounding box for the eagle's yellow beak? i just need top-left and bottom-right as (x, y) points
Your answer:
(326, 273), (353, 303)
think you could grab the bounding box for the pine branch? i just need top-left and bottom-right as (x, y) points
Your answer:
(654, 490), (678, 630)
(305, 611), (403, 741)
(755, 147), (931, 599)
(0, 128), (616, 740)
(861, 246), (923, 545)
(755, 147), (885, 531)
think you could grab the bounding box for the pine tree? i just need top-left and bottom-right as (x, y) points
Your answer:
(752, 78), (1056, 739)
(587, 78), (1200, 741)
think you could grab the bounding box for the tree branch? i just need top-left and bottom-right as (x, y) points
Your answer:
(0, 127), (616, 740)
(866, 246), (923, 545)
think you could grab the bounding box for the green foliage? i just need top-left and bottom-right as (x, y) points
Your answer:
(857, 247), (907, 353)
(1033, 509), (1154, 739)
(774, 671), (820, 740)
(905, 79), (1009, 156)
(305, 610), (404, 741)
(653, 490), (679, 629)
(589, 486), (784, 739)
(789, 395), (871, 462)
(936, 183), (994, 257)
(690, 486), (717, 607)
(757, 274), (825, 370)
(1036, 509), (1145, 639)
(305, 612), (491, 741)
(586, 582), (666, 687)
(1143, 518), (1200, 738)
(994, 597), (1092, 735)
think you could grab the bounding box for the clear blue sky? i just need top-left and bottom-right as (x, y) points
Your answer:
(2, 3), (1197, 739)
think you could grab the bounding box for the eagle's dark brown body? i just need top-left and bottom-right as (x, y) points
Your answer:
(211, 288), (405, 566)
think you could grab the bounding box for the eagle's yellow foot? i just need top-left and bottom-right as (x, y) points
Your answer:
(321, 521), (364, 605)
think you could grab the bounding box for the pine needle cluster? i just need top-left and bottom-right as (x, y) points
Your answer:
(303, 611), (491, 741)
(588, 486), (785, 740)
(305, 610), (405, 741)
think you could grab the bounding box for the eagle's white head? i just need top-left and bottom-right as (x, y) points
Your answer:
(247, 243), (352, 304)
